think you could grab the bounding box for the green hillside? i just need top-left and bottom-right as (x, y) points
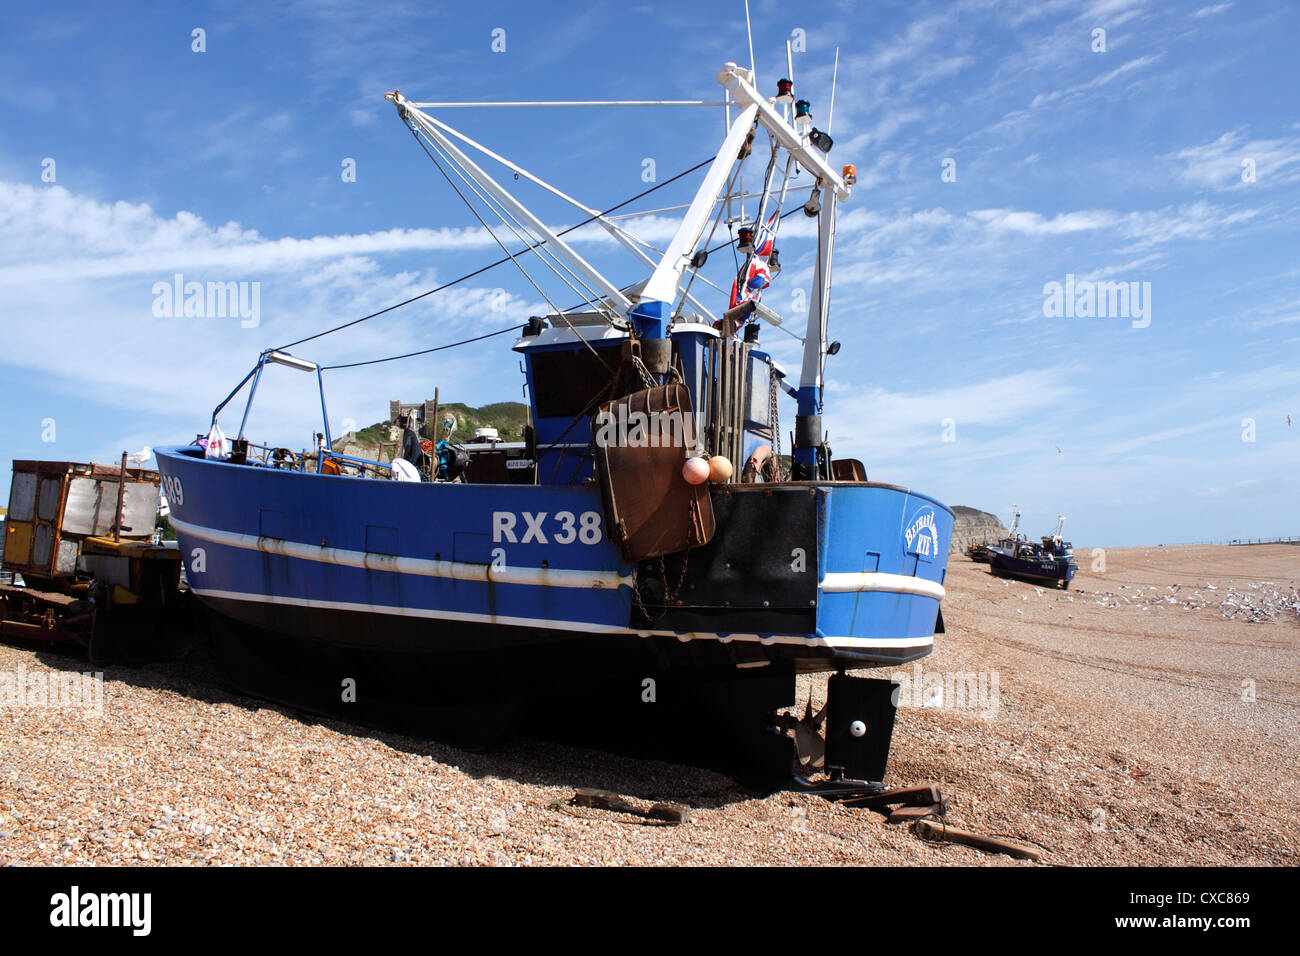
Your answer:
(342, 401), (530, 451)
(435, 402), (529, 442)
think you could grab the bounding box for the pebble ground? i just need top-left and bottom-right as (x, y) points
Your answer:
(1, 544), (1295, 865)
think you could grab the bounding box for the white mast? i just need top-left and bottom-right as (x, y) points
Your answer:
(639, 96), (759, 305)
(641, 62), (851, 308)
(797, 195), (837, 398)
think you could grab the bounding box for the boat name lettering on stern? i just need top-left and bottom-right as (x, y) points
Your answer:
(492, 511), (602, 545)
(903, 508), (939, 559)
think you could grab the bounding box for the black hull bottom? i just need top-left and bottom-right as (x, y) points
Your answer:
(199, 592), (927, 673)
(990, 556), (1076, 588)
(201, 597), (817, 788)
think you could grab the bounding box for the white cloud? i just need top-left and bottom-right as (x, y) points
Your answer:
(969, 208), (1122, 235)
(823, 368), (1078, 462)
(1169, 128), (1300, 190)
(1190, 3), (1234, 18)
(0, 182), (698, 286)
(1027, 54), (1164, 108)
(967, 202), (1257, 246)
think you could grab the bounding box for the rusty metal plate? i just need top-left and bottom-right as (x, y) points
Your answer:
(831, 458), (867, 482)
(4, 521), (32, 565)
(592, 384), (714, 562)
(64, 477), (159, 538)
(62, 477), (111, 535)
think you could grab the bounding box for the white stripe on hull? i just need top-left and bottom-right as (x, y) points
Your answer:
(170, 515), (634, 591)
(173, 517), (945, 604)
(192, 587), (936, 651)
(819, 572), (945, 601)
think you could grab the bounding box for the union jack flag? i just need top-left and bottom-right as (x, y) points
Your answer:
(729, 210), (779, 310)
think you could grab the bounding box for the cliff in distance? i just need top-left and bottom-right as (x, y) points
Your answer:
(950, 505), (1009, 554)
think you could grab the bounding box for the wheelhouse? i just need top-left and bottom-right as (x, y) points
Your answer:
(515, 310), (793, 485)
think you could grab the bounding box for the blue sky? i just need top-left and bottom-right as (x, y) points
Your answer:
(0, 0), (1297, 546)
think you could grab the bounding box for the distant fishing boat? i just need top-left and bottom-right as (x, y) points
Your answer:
(990, 515), (1077, 589)
(967, 506), (1023, 562)
(154, 45), (954, 788)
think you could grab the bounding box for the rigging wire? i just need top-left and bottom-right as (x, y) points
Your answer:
(557, 201), (810, 338)
(408, 123), (615, 372)
(417, 127), (623, 331)
(409, 107), (684, 311)
(274, 154), (713, 352)
(320, 323), (522, 371)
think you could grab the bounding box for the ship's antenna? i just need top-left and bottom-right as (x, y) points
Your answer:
(724, 89), (733, 221)
(827, 47), (840, 132)
(785, 40), (794, 122)
(744, 0), (756, 84)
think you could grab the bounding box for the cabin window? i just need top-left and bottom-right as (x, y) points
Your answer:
(7, 472), (37, 522)
(530, 344), (622, 419)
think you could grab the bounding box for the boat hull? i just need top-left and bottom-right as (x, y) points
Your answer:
(990, 551), (1077, 587)
(156, 445), (952, 719)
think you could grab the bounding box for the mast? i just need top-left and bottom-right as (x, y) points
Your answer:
(793, 190), (836, 479)
(636, 93), (759, 375)
(388, 61), (853, 394)
(640, 62), (850, 388)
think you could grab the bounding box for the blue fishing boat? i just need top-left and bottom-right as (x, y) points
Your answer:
(155, 54), (953, 788)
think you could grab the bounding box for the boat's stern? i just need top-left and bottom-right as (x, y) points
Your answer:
(629, 481), (952, 671)
(814, 482), (952, 667)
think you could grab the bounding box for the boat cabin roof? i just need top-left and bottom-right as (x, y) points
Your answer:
(512, 311), (721, 351)
(512, 310), (787, 378)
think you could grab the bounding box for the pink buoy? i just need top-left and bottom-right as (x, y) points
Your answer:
(682, 457), (710, 485)
(708, 455), (733, 482)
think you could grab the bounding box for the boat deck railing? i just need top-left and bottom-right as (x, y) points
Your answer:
(203, 439), (395, 480)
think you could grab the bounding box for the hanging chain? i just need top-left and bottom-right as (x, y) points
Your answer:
(624, 351), (694, 624)
(630, 354), (658, 390)
(631, 552), (691, 623)
(769, 365), (785, 481)
(629, 503), (694, 624)
(630, 349), (686, 390)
